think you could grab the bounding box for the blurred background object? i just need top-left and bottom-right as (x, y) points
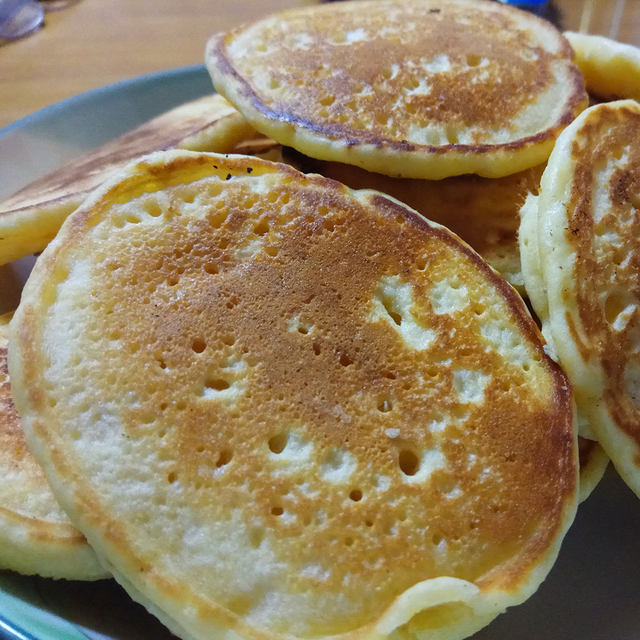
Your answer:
(0, 0), (43, 40)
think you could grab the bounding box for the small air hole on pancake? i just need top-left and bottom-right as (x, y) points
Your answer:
(349, 489), (363, 501)
(143, 200), (163, 217)
(204, 262), (219, 275)
(466, 54), (482, 66)
(208, 209), (228, 229)
(398, 449), (420, 476)
(377, 398), (393, 412)
(382, 300), (402, 326)
(216, 449), (233, 467)
(313, 342), (321, 355)
(208, 375), (231, 393)
(268, 431), (289, 454)
(432, 532), (443, 545)
(271, 505), (284, 516)
(192, 338), (206, 354)
(126, 214), (141, 224)
(345, 537), (355, 547)
(249, 527), (265, 548)
(167, 472), (177, 484)
(339, 352), (353, 366)
(253, 219), (270, 235)
(604, 292), (632, 327)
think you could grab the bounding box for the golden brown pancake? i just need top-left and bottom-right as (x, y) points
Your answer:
(287, 149), (544, 291)
(565, 32), (640, 101)
(206, 0), (587, 179)
(523, 100), (640, 498)
(0, 94), (256, 266)
(0, 313), (105, 579)
(10, 150), (577, 640)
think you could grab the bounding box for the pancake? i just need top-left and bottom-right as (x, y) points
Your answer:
(0, 94), (256, 266)
(523, 100), (640, 498)
(0, 313), (106, 579)
(287, 149), (544, 291)
(565, 32), (640, 101)
(577, 436), (609, 503)
(10, 150), (577, 640)
(206, 0), (588, 180)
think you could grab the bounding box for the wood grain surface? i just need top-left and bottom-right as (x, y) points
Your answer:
(0, 0), (638, 130)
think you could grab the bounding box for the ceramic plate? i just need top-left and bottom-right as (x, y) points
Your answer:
(0, 66), (639, 640)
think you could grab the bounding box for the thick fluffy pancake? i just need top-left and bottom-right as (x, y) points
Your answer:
(206, 0), (587, 179)
(287, 149), (543, 291)
(565, 32), (640, 101)
(0, 313), (105, 579)
(0, 94), (256, 266)
(10, 150), (577, 640)
(524, 100), (640, 498)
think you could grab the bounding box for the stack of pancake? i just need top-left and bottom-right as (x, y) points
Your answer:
(1, 1), (638, 639)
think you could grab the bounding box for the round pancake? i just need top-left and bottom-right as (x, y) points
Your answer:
(287, 149), (544, 291)
(206, 0), (587, 180)
(0, 313), (105, 579)
(529, 100), (640, 498)
(0, 94), (256, 266)
(10, 150), (577, 640)
(565, 32), (640, 101)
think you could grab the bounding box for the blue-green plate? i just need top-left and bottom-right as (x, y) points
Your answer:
(0, 66), (639, 640)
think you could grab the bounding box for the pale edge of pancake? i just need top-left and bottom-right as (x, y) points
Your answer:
(8, 149), (579, 640)
(0, 97), (257, 267)
(0, 315), (106, 580)
(535, 100), (640, 498)
(205, 25), (585, 180)
(519, 192), (597, 441)
(578, 438), (609, 504)
(566, 32), (640, 101)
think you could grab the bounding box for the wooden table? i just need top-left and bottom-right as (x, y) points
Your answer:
(0, 0), (638, 130)
(0, 0), (321, 129)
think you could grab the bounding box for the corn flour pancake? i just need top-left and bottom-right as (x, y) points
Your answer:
(0, 313), (106, 580)
(565, 32), (640, 102)
(206, 0), (587, 180)
(286, 149), (544, 291)
(520, 100), (640, 498)
(0, 94), (256, 266)
(10, 150), (578, 640)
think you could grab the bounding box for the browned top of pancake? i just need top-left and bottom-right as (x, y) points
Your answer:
(564, 101), (640, 454)
(13, 151), (577, 636)
(208, 0), (586, 159)
(287, 148), (543, 281)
